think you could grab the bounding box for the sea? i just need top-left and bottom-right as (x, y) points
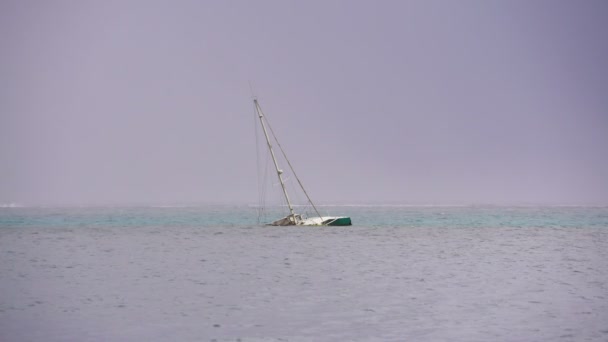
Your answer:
(1, 205), (607, 341)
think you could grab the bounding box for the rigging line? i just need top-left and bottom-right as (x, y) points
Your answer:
(261, 149), (271, 218)
(254, 99), (295, 217)
(261, 111), (323, 220)
(254, 102), (262, 223)
(248, 81), (257, 100)
(260, 142), (270, 221)
(258, 146), (274, 222)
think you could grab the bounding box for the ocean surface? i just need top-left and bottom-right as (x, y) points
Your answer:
(1, 206), (607, 341)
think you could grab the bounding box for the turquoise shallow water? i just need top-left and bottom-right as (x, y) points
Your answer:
(1, 205), (607, 341)
(1, 205), (607, 228)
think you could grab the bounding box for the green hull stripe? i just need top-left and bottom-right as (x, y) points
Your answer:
(327, 217), (352, 226)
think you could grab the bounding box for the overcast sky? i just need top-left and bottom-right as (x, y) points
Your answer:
(1, 0), (607, 206)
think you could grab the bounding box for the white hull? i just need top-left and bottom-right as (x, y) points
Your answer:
(300, 216), (346, 226)
(269, 214), (351, 226)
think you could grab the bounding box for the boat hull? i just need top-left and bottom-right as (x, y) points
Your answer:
(300, 216), (352, 226)
(270, 215), (352, 226)
(325, 216), (352, 226)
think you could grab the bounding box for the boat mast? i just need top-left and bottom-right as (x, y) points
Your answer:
(254, 98), (296, 217)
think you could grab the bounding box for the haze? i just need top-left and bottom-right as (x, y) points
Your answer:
(1, 0), (607, 206)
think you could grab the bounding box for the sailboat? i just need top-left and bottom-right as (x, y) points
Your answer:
(253, 98), (352, 226)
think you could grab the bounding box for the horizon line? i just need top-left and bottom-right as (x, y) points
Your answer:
(2, 202), (607, 209)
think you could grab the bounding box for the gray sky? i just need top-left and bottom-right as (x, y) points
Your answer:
(1, 0), (607, 206)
